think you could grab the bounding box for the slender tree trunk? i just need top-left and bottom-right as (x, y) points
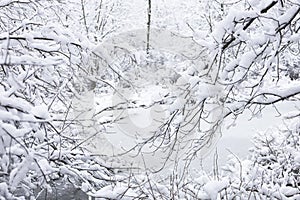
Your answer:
(81, 0), (89, 37)
(146, 0), (151, 55)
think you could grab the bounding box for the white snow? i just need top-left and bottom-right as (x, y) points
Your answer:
(239, 51), (256, 68)
(38, 158), (56, 174)
(1, 123), (30, 138)
(0, 0), (12, 7)
(31, 105), (50, 120)
(203, 179), (229, 199)
(0, 54), (64, 66)
(280, 186), (299, 197)
(294, 152), (300, 163)
(0, 182), (10, 199)
(278, 7), (299, 24)
(1, 0), (300, 199)
(169, 97), (185, 113)
(90, 184), (136, 199)
(0, 110), (19, 121)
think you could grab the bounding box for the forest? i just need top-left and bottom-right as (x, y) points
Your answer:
(0, 0), (300, 199)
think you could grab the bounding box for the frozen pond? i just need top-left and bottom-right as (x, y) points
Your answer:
(82, 92), (300, 173)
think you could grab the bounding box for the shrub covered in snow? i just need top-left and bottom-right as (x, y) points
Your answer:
(203, 114), (300, 200)
(245, 116), (300, 199)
